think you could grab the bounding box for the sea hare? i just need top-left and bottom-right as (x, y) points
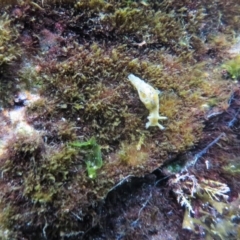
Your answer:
(128, 74), (167, 130)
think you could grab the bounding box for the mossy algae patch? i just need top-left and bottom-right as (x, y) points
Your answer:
(29, 41), (233, 158)
(222, 55), (240, 80)
(0, 107), (105, 238)
(0, 0), (239, 238)
(0, 13), (21, 108)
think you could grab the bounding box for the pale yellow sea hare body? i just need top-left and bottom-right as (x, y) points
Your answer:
(128, 74), (167, 130)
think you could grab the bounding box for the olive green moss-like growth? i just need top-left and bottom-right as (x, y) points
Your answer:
(0, 14), (19, 65)
(73, 0), (195, 56)
(0, 0), (239, 238)
(0, 131), (77, 202)
(72, 0), (240, 59)
(222, 55), (240, 80)
(18, 38), (234, 239)
(35, 45), (171, 149)
(0, 129), (104, 238)
(29, 39), (233, 170)
(0, 13), (21, 107)
(34, 44), (146, 148)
